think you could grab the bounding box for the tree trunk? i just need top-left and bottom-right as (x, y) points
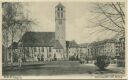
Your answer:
(10, 31), (14, 68)
(4, 31), (8, 67)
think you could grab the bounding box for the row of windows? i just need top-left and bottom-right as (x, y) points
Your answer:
(56, 49), (61, 52)
(23, 47), (52, 52)
(34, 47), (52, 52)
(57, 8), (63, 11)
(20, 47), (63, 53)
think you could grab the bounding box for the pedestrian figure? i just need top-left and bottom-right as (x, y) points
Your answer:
(37, 54), (40, 61)
(18, 57), (22, 70)
(41, 54), (44, 61)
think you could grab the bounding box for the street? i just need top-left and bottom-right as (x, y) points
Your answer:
(3, 61), (124, 76)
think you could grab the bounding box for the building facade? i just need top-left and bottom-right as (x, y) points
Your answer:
(90, 39), (117, 60)
(79, 44), (93, 61)
(66, 40), (79, 60)
(18, 32), (64, 62)
(115, 37), (125, 67)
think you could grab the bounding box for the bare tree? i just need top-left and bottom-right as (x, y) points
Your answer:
(88, 2), (125, 37)
(2, 2), (34, 65)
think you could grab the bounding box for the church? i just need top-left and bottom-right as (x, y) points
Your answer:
(18, 3), (67, 61)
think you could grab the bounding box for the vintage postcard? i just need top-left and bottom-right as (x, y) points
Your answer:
(1, 0), (127, 79)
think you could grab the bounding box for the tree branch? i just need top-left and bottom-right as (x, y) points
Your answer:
(117, 2), (125, 24)
(97, 4), (124, 30)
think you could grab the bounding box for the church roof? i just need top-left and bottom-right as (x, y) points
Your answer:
(19, 32), (63, 49)
(19, 32), (55, 47)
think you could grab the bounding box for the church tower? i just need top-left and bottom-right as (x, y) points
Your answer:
(55, 3), (66, 59)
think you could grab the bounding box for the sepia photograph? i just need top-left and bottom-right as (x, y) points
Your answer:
(1, 0), (126, 79)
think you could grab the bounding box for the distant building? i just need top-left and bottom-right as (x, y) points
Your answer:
(115, 37), (125, 58)
(66, 40), (79, 59)
(90, 39), (116, 59)
(66, 41), (93, 61)
(79, 43), (92, 60)
(115, 37), (125, 67)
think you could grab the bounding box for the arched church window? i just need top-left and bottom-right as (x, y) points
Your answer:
(61, 8), (63, 11)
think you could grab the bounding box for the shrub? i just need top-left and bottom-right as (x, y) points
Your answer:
(69, 56), (76, 61)
(94, 55), (110, 70)
(79, 58), (85, 64)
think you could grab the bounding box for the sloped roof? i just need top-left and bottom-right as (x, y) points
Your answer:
(9, 42), (18, 49)
(53, 40), (63, 49)
(19, 32), (64, 49)
(19, 32), (55, 47)
(66, 40), (79, 48)
(91, 39), (116, 47)
(79, 43), (89, 48)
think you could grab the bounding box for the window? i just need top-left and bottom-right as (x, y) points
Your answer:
(61, 13), (63, 18)
(36, 47), (38, 52)
(57, 8), (63, 11)
(27, 47), (29, 50)
(57, 12), (60, 18)
(34, 47), (36, 52)
(29, 47), (31, 52)
(59, 49), (61, 52)
(27, 47), (29, 53)
(61, 8), (63, 11)
(39, 47), (40, 50)
(49, 47), (51, 52)
(42, 47), (44, 52)
(58, 8), (59, 11)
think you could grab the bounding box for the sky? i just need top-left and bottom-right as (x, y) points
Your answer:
(22, 2), (117, 44)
